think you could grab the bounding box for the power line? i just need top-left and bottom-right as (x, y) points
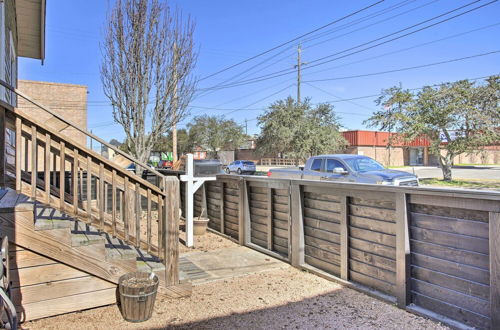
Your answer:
(198, 0), (385, 81)
(305, 82), (375, 112)
(198, 0), (497, 91)
(304, 50), (500, 82)
(303, 21), (500, 77)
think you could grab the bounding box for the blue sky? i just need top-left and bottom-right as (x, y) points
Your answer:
(19, 0), (500, 142)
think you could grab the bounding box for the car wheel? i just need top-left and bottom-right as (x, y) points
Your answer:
(237, 168), (242, 175)
(225, 168), (230, 174)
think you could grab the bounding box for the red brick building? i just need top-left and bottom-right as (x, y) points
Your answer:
(343, 130), (500, 167)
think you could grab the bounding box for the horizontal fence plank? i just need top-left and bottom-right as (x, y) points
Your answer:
(349, 269), (395, 296)
(350, 215), (396, 235)
(303, 198), (340, 212)
(411, 203), (489, 222)
(350, 227), (396, 247)
(304, 226), (340, 244)
(411, 278), (489, 317)
(350, 205), (396, 222)
(411, 212), (489, 239)
(409, 194), (500, 213)
(411, 265), (489, 300)
(411, 252), (489, 286)
(350, 259), (396, 284)
(304, 207), (340, 223)
(304, 235), (340, 255)
(410, 226), (489, 255)
(412, 293), (490, 329)
(349, 237), (396, 259)
(305, 245), (340, 265)
(349, 248), (396, 272)
(304, 217), (340, 234)
(410, 239), (489, 270)
(305, 255), (340, 276)
(350, 197), (395, 210)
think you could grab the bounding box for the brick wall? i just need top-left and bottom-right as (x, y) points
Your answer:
(16, 80), (87, 145)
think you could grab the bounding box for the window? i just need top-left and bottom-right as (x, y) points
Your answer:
(310, 159), (322, 171)
(345, 157), (385, 172)
(326, 159), (347, 172)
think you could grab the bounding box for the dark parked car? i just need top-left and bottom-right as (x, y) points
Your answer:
(225, 160), (257, 175)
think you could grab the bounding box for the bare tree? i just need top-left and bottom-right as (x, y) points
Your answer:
(101, 0), (197, 165)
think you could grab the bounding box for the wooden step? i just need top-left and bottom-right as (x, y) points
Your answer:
(34, 205), (73, 230)
(136, 250), (165, 272)
(70, 220), (105, 247)
(0, 188), (35, 213)
(103, 234), (137, 261)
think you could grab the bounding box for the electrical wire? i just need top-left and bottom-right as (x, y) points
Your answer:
(198, 0), (385, 82)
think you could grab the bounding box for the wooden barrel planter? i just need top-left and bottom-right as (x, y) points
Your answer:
(118, 272), (159, 322)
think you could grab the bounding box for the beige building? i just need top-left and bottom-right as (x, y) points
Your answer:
(15, 80), (87, 171)
(16, 80), (87, 144)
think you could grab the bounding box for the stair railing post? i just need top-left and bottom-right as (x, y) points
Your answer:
(163, 176), (179, 286)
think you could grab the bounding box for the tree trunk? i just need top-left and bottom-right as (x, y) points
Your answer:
(172, 122), (178, 162)
(439, 153), (453, 181)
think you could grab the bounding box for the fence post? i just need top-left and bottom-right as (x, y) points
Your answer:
(340, 194), (349, 280)
(220, 181), (225, 235)
(490, 212), (500, 329)
(290, 181), (304, 267)
(238, 178), (246, 245)
(164, 176), (180, 286)
(395, 192), (410, 308)
(267, 187), (273, 250)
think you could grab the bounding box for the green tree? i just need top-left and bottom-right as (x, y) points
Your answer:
(153, 129), (190, 155)
(257, 97), (347, 161)
(365, 76), (500, 181)
(187, 115), (246, 158)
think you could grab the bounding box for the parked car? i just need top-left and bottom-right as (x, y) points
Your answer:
(157, 159), (173, 169)
(268, 154), (419, 186)
(225, 160), (257, 175)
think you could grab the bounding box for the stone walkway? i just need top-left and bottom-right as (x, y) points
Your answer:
(179, 246), (288, 284)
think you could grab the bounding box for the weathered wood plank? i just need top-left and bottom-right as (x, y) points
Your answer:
(30, 125), (37, 198)
(59, 141), (65, 211)
(304, 226), (340, 244)
(411, 265), (489, 300)
(304, 207), (340, 223)
(350, 204), (396, 222)
(305, 255), (340, 276)
(15, 118), (22, 192)
(350, 259), (396, 284)
(290, 182), (304, 267)
(410, 226), (489, 255)
(350, 248), (395, 272)
(490, 212), (500, 329)
(350, 197), (395, 210)
(304, 235), (340, 255)
(412, 292), (489, 329)
(411, 212), (488, 239)
(349, 269), (395, 296)
(267, 188), (273, 250)
(395, 192), (410, 308)
(410, 239), (489, 270)
(305, 244), (340, 265)
(410, 194), (500, 213)
(349, 237), (396, 259)
(411, 252), (489, 285)
(303, 217), (340, 234)
(350, 215), (395, 235)
(303, 198), (341, 212)
(350, 227), (396, 247)
(410, 278), (489, 317)
(164, 176), (180, 286)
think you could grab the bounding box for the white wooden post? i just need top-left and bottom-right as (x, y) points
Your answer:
(179, 153), (216, 248)
(185, 154), (194, 247)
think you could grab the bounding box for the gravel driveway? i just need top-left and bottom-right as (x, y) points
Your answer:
(26, 265), (448, 330)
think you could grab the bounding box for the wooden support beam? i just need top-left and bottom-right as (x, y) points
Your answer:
(147, 188), (152, 253)
(30, 125), (37, 198)
(290, 182), (304, 267)
(86, 155), (92, 220)
(490, 212), (500, 329)
(157, 187), (163, 256)
(238, 179), (246, 245)
(44, 133), (51, 203)
(112, 169), (117, 237)
(340, 194), (349, 281)
(124, 176), (130, 242)
(72, 148), (78, 215)
(15, 117), (22, 192)
(164, 176), (180, 286)
(220, 181), (225, 235)
(99, 163), (105, 229)
(59, 141), (65, 211)
(395, 192), (410, 308)
(267, 187), (273, 250)
(0, 107), (5, 188)
(135, 182), (141, 248)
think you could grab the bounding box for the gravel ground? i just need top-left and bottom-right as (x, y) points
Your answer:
(26, 267), (448, 330)
(178, 227), (238, 254)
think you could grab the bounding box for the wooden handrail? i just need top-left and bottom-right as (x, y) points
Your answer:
(13, 108), (177, 267)
(0, 79), (167, 182)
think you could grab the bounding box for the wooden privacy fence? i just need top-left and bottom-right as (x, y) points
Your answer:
(6, 109), (180, 286)
(194, 174), (500, 330)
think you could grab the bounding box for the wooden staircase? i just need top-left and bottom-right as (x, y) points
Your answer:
(0, 89), (186, 322)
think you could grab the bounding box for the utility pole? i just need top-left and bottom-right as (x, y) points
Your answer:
(296, 44), (302, 104)
(245, 119), (248, 135)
